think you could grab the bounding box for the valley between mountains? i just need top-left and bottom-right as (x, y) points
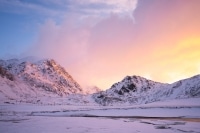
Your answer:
(0, 58), (200, 133)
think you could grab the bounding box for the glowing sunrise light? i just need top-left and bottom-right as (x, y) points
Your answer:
(0, 0), (200, 90)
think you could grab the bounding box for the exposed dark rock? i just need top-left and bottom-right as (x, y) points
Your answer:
(0, 66), (14, 81)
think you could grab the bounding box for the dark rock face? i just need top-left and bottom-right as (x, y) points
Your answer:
(0, 66), (14, 81)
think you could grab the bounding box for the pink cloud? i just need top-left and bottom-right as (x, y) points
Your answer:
(28, 0), (200, 89)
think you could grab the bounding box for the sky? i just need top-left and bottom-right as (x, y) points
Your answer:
(0, 0), (200, 90)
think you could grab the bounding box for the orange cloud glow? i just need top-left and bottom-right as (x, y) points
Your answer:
(28, 0), (200, 90)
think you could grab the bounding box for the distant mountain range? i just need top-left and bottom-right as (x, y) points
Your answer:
(0, 58), (199, 105)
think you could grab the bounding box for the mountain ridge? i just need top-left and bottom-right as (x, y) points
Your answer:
(0, 58), (199, 106)
(93, 74), (200, 105)
(0, 58), (84, 104)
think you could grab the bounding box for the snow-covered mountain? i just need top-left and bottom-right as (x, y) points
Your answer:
(0, 58), (83, 104)
(93, 75), (200, 105)
(1, 58), (200, 106)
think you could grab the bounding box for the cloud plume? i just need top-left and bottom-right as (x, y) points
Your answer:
(26, 0), (200, 89)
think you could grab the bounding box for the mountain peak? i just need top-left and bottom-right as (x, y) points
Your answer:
(109, 75), (164, 96)
(94, 74), (200, 105)
(46, 59), (57, 66)
(122, 75), (149, 83)
(0, 58), (83, 101)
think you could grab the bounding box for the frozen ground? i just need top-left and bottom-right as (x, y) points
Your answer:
(1, 116), (200, 133)
(0, 98), (200, 133)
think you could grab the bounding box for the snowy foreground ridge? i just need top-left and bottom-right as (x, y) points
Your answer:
(0, 58), (200, 133)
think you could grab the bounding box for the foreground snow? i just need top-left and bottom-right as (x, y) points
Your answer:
(1, 116), (200, 133)
(0, 98), (200, 133)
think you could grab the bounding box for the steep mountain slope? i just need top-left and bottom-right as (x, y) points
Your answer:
(0, 58), (83, 104)
(93, 75), (200, 105)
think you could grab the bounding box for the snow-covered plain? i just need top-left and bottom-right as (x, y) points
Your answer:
(1, 98), (200, 133)
(1, 58), (200, 132)
(1, 116), (200, 133)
